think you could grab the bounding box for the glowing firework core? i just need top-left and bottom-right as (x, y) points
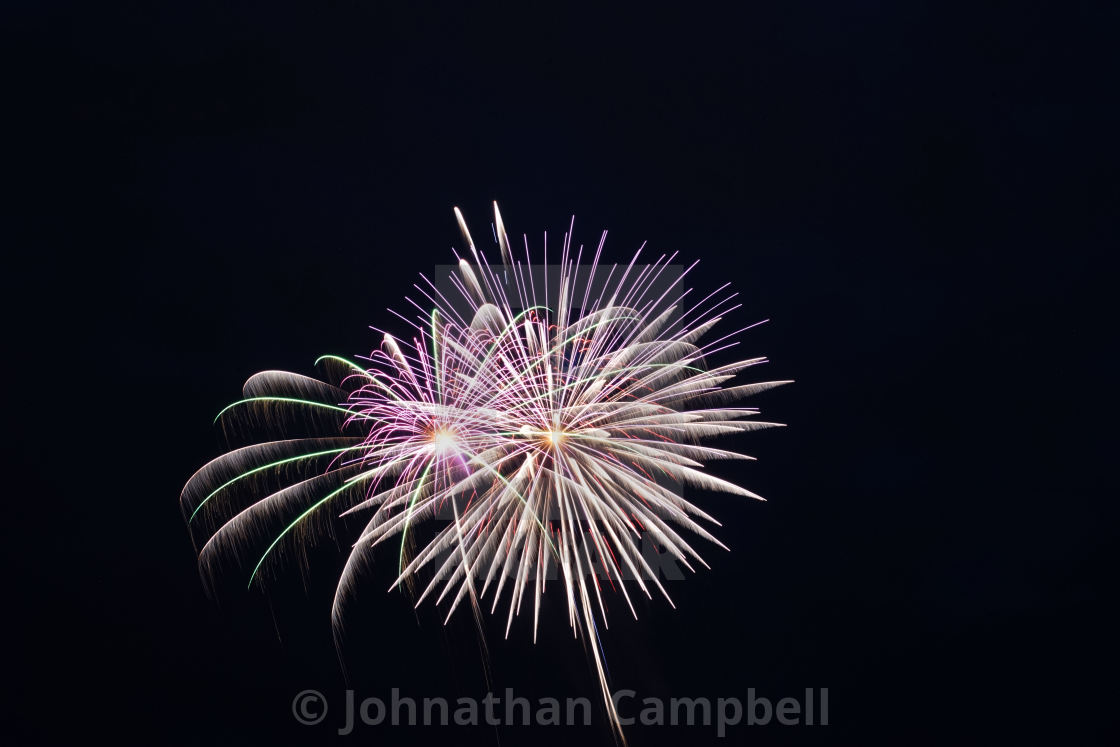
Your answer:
(431, 429), (456, 450)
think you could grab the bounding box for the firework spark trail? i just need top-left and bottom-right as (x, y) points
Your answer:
(181, 202), (790, 740)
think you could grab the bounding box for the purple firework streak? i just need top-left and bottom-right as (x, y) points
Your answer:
(181, 202), (790, 738)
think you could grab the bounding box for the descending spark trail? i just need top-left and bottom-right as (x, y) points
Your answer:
(181, 203), (790, 740)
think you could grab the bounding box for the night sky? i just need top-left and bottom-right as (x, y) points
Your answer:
(7, 3), (1115, 745)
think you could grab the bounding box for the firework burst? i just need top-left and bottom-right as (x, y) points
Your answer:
(182, 202), (790, 738)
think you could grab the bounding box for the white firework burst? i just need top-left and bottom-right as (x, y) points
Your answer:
(182, 202), (790, 738)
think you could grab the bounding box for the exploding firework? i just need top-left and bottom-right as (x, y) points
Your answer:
(182, 203), (790, 738)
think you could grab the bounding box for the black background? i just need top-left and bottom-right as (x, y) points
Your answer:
(7, 3), (1116, 745)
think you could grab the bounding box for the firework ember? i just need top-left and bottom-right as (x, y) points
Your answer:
(182, 202), (790, 738)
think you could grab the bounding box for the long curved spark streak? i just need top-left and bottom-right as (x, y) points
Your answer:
(181, 202), (790, 741)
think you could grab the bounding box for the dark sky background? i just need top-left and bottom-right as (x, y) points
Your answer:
(7, 3), (1116, 745)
